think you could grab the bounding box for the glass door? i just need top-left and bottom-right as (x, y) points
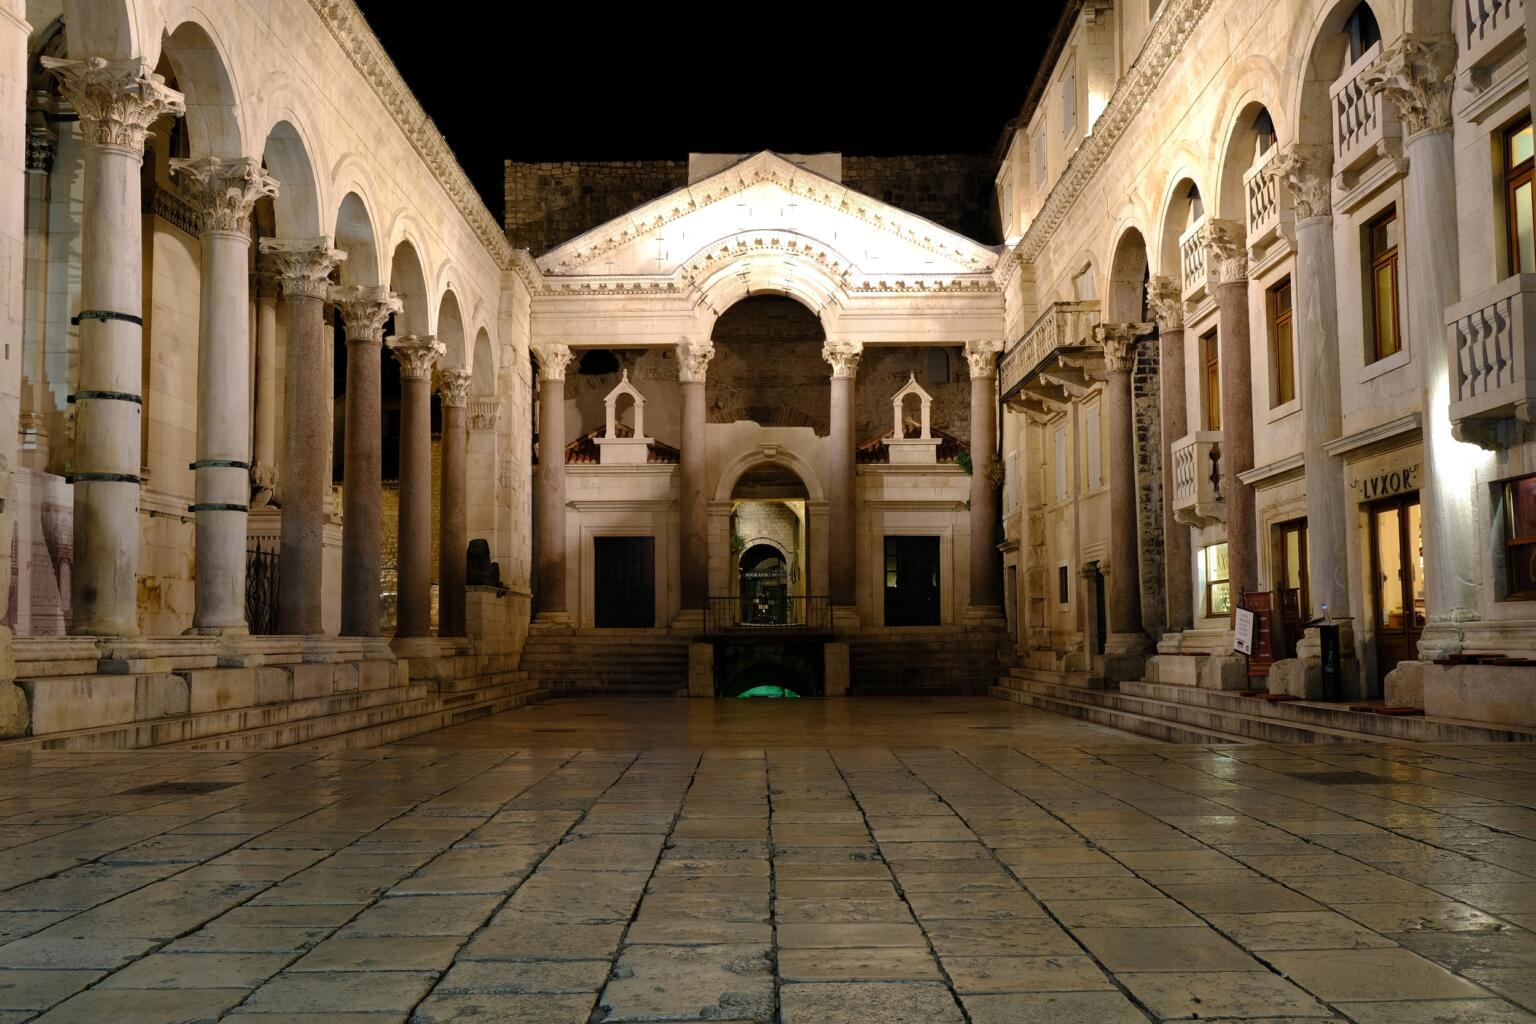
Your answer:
(1369, 495), (1423, 682)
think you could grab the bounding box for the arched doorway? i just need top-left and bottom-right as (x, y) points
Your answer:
(728, 462), (811, 625)
(738, 543), (790, 624)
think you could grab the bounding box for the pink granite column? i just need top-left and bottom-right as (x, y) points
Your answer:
(677, 339), (714, 614)
(533, 344), (573, 619)
(436, 369), (471, 637)
(1204, 221), (1258, 607)
(965, 340), (1004, 616)
(823, 340), (862, 609)
(1147, 277), (1193, 633)
(1096, 323), (1154, 637)
(388, 334), (444, 638)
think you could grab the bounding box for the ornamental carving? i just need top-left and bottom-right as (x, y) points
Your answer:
(676, 339), (715, 383)
(328, 284), (401, 342)
(1145, 276), (1184, 330)
(1362, 36), (1455, 141)
(171, 157), (279, 236)
(41, 56), (184, 155)
(532, 343), (573, 383)
(26, 126), (55, 173)
(1200, 219), (1248, 285)
(964, 339), (1004, 380)
(435, 368), (472, 408)
(822, 339), (863, 379)
(1272, 144), (1333, 221)
(468, 399), (500, 432)
(388, 334), (444, 381)
(259, 236), (346, 300)
(1094, 323), (1154, 373)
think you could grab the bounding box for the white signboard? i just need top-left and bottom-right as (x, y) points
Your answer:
(1233, 608), (1256, 656)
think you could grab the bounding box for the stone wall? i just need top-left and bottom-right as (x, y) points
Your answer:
(731, 501), (803, 580)
(842, 154), (998, 245)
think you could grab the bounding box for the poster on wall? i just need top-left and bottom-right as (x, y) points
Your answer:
(1233, 607), (1255, 656)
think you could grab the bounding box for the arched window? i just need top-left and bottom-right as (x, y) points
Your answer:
(926, 349), (950, 386)
(578, 349), (619, 375)
(1253, 108), (1277, 156)
(1343, 2), (1382, 63)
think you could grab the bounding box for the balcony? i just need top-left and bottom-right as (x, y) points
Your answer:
(1447, 274), (1536, 450)
(1459, 0), (1525, 80)
(1243, 146), (1290, 251)
(1330, 41), (1400, 177)
(1000, 300), (1102, 401)
(1171, 430), (1224, 528)
(1179, 217), (1211, 304)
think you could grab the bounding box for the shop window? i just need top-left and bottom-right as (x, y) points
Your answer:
(1268, 277), (1295, 406)
(1366, 207), (1401, 363)
(1199, 542), (1231, 617)
(1201, 328), (1221, 430)
(1504, 116), (1534, 275)
(1502, 474), (1536, 600)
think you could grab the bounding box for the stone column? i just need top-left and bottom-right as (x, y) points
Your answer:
(677, 339), (714, 616)
(3, 3), (31, 733)
(19, 93), (55, 464)
(388, 334), (443, 639)
(330, 285), (401, 637)
(251, 259), (279, 501)
(43, 56), (183, 635)
(1366, 37), (1481, 659)
(1097, 323), (1155, 683)
(260, 236), (346, 635)
(1147, 277), (1193, 634)
(532, 344), (573, 620)
(965, 340), (1004, 619)
(1203, 220), (1258, 607)
(1275, 146), (1351, 621)
(174, 157), (278, 633)
(436, 368), (471, 638)
(823, 339), (862, 611)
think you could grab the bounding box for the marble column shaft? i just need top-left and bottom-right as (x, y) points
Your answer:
(824, 341), (862, 608)
(261, 237), (346, 635)
(533, 345), (572, 617)
(965, 340), (1003, 610)
(1205, 222), (1258, 606)
(332, 286), (401, 637)
(174, 157), (278, 633)
(252, 265), (279, 482)
(1148, 278), (1193, 632)
(437, 369), (471, 638)
(677, 340), (714, 610)
(44, 56), (183, 636)
(389, 334), (443, 638)
(1097, 324), (1150, 636)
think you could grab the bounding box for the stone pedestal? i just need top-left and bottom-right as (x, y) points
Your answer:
(823, 641), (849, 698)
(1147, 278), (1193, 633)
(687, 642), (714, 698)
(677, 341), (713, 612)
(824, 341), (861, 611)
(1269, 623), (1360, 699)
(1199, 654), (1249, 691)
(437, 370), (471, 638)
(533, 344), (573, 620)
(43, 57), (184, 636)
(388, 334), (444, 639)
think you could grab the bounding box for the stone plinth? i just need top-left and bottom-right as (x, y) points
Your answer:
(823, 641), (849, 697)
(595, 436), (652, 465)
(688, 643), (714, 698)
(883, 437), (941, 465)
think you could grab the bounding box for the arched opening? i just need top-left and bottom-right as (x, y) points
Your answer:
(715, 645), (823, 698)
(709, 295), (828, 432)
(1156, 176), (1205, 287)
(1108, 228), (1151, 323)
(729, 463), (811, 625)
(158, 21), (242, 160)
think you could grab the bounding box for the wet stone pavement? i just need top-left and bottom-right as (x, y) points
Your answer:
(0, 698), (1533, 1022)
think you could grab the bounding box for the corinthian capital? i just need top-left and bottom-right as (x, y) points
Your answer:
(1094, 322), (1155, 373)
(328, 284), (401, 343)
(676, 339), (715, 383)
(822, 339), (863, 379)
(1362, 35), (1455, 140)
(1146, 276), (1184, 331)
(435, 368), (472, 408)
(964, 339), (1003, 380)
(1201, 218), (1248, 285)
(1272, 144), (1333, 221)
(171, 156), (279, 235)
(259, 236), (346, 300)
(42, 56), (184, 155)
(532, 343), (573, 383)
(388, 334), (444, 381)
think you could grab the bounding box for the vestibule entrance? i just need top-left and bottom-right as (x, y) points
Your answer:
(726, 463), (811, 627)
(593, 536), (655, 628)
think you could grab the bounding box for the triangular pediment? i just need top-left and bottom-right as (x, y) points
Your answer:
(534, 151), (998, 282)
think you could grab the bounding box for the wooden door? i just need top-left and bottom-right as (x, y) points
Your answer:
(1276, 520), (1308, 660)
(594, 536), (655, 628)
(884, 536), (941, 626)
(1369, 496), (1423, 683)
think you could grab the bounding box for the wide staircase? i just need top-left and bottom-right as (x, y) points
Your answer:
(518, 626), (690, 697)
(850, 631), (1013, 696)
(993, 667), (1536, 744)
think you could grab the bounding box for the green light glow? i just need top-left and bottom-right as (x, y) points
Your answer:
(735, 685), (801, 699)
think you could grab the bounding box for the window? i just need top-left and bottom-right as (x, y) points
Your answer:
(1061, 55), (1077, 139)
(1343, 2), (1382, 63)
(1058, 564), (1071, 605)
(1253, 108), (1277, 156)
(1034, 132), (1047, 187)
(1085, 405), (1102, 489)
(1201, 328), (1222, 430)
(1268, 277), (1295, 406)
(1199, 542), (1231, 617)
(1503, 474), (1536, 600)
(1053, 426), (1069, 502)
(1278, 519), (1310, 617)
(1505, 117), (1534, 275)
(1367, 207), (1401, 363)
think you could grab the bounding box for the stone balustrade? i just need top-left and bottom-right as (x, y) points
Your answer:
(1000, 300), (1102, 399)
(1458, 0), (1525, 76)
(1330, 41), (1400, 175)
(1171, 430), (1225, 528)
(1243, 145), (1288, 250)
(1447, 273), (1536, 450)
(1179, 218), (1209, 303)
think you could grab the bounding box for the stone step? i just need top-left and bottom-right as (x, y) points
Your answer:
(990, 681), (1253, 745)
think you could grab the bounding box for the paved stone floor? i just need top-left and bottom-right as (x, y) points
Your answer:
(0, 698), (1534, 1023)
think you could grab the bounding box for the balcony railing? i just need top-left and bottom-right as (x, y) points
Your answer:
(1171, 430), (1224, 528)
(1179, 217), (1210, 303)
(1000, 300), (1101, 399)
(704, 595), (832, 636)
(1243, 146), (1289, 250)
(1330, 41), (1400, 176)
(1460, 0), (1525, 75)
(1447, 274), (1536, 450)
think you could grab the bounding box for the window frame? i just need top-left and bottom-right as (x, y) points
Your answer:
(1366, 206), (1401, 364)
(1503, 473), (1536, 601)
(1200, 542), (1231, 618)
(1504, 116), (1534, 276)
(1201, 328), (1222, 430)
(1268, 276), (1295, 407)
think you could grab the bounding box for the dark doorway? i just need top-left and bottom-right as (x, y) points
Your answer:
(884, 536), (941, 626)
(739, 544), (789, 625)
(1276, 519), (1309, 660)
(594, 536), (655, 628)
(1369, 494), (1424, 684)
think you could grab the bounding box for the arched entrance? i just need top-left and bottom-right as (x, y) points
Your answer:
(726, 462), (811, 626)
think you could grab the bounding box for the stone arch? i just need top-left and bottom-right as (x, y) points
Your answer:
(471, 328), (495, 396)
(436, 289), (466, 370)
(715, 451), (823, 503)
(157, 18), (242, 159)
(333, 191), (379, 287)
(1107, 227), (1151, 323)
(689, 234), (849, 335)
(1290, 0), (1397, 150)
(56, 0), (140, 59)
(1155, 171), (1207, 282)
(389, 239), (431, 336)
(259, 119), (321, 239)
(1213, 97), (1281, 228)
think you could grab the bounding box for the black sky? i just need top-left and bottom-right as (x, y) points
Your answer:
(354, 8), (1065, 221)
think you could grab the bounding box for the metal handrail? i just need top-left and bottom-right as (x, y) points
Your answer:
(704, 595), (832, 636)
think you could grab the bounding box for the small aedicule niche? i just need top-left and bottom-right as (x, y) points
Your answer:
(595, 369), (653, 464)
(883, 372), (942, 465)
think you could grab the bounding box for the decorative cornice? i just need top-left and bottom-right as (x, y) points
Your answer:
(823, 339), (863, 379)
(387, 334), (444, 381)
(435, 368), (472, 408)
(41, 56), (184, 155)
(1272, 144), (1333, 220)
(1362, 35), (1456, 141)
(1016, 0), (1215, 263)
(964, 339), (1004, 380)
(305, 0), (514, 269)
(1146, 276), (1183, 330)
(171, 156), (279, 236)
(143, 183), (199, 236)
(676, 339), (715, 383)
(1094, 322), (1155, 373)
(532, 343), (573, 383)
(259, 236), (346, 300)
(328, 284), (401, 342)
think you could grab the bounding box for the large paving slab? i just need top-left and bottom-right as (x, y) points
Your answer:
(0, 697), (1529, 1020)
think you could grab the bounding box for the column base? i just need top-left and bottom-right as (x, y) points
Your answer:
(533, 611), (574, 627)
(832, 605), (862, 635)
(687, 642), (714, 697)
(1102, 632), (1151, 685)
(1417, 620), (1470, 662)
(963, 605), (1007, 631)
(672, 608), (705, 636)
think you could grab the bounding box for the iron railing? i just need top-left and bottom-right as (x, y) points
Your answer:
(704, 595), (832, 636)
(245, 539), (280, 635)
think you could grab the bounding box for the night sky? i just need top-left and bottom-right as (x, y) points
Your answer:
(353, 8), (1065, 221)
